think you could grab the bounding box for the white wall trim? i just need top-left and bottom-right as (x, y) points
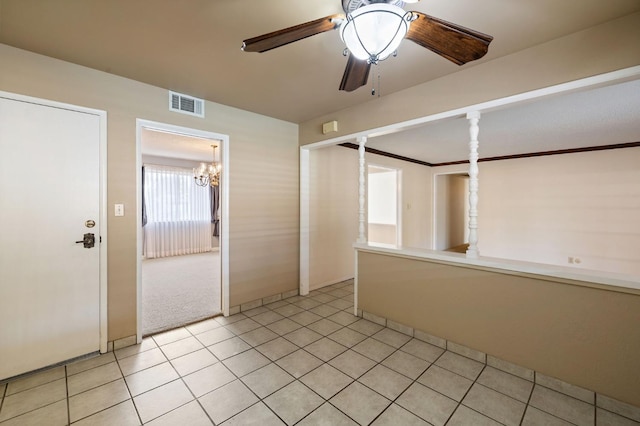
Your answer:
(136, 120), (230, 343)
(396, 168), (403, 248)
(299, 148), (310, 296)
(98, 109), (108, 354)
(301, 66), (640, 151)
(354, 250), (359, 316)
(354, 243), (640, 292)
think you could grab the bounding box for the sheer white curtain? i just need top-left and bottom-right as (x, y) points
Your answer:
(143, 164), (212, 258)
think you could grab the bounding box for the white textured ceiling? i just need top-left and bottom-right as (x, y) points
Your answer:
(366, 79), (640, 164)
(141, 128), (220, 162)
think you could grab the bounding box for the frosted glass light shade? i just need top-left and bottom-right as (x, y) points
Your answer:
(340, 3), (410, 63)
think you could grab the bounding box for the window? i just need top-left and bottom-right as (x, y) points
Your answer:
(143, 164), (212, 258)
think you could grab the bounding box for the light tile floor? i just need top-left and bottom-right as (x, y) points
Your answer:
(1, 280), (638, 425)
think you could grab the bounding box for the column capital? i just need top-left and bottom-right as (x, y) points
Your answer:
(466, 111), (481, 120)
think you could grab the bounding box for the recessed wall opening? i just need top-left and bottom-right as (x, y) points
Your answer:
(368, 165), (401, 246)
(434, 173), (470, 253)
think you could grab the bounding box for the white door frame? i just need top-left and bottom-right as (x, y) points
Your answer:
(0, 90), (109, 354)
(136, 119), (230, 342)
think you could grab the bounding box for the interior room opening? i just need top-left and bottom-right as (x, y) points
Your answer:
(434, 173), (470, 252)
(140, 127), (223, 335)
(368, 165), (401, 246)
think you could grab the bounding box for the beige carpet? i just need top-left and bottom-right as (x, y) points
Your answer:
(142, 251), (221, 336)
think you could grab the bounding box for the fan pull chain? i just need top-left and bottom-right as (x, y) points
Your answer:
(371, 65), (375, 96)
(371, 64), (381, 97)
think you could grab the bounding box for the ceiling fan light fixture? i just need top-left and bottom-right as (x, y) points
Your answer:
(340, 3), (411, 64)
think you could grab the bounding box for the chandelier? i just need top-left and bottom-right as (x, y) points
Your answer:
(340, 3), (414, 65)
(193, 144), (221, 187)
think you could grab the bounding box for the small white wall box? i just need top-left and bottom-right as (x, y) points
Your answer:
(322, 120), (338, 134)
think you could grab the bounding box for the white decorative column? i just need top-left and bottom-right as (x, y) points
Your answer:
(299, 148), (310, 296)
(355, 136), (367, 317)
(357, 136), (368, 244)
(466, 111), (480, 258)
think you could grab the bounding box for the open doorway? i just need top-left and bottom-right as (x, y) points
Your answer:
(434, 173), (469, 252)
(137, 121), (229, 337)
(368, 165), (402, 246)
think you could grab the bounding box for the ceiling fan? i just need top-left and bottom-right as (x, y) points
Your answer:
(241, 0), (493, 92)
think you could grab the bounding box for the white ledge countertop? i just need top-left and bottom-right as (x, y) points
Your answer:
(353, 242), (640, 293)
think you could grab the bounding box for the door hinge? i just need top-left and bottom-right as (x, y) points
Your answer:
(100, 236), (102, 243)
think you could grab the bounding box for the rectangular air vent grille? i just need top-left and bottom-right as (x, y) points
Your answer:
(169, 91), (204, 118)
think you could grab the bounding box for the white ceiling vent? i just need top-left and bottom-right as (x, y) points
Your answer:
(169, 91), (205, 118)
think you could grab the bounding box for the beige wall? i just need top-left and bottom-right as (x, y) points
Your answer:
(309, 146), (358, 289)
(448, 175), (468, 248)
(429, 147), (640, 276)
(368, 224), (396, 245)
(308, 146), (431, 289)
(299, 12), (640, 145)
(0, 44), (299, 340)
(475, 147), (640, 276)
(357, 251), (640, 407)
(227, 118), (299, 305)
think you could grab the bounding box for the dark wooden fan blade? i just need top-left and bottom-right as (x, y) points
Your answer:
(406, 12), (493, 65)
(242, 14), (344, 53)
(339, 55), (370, 92)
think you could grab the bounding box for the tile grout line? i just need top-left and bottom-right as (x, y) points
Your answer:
(348, 335), (449, 424)
(114, 347), (144, 426)
(210, 284), (382, 425)
(0, 380), (6, 418)
(361, 342), (434, 425)
(64, 365), (70, 426)
(182, 316), (292, 425)
(443, 362), (487, 425)
(242, 287), (438, 425)
(519, 374), (536, 426)
(592, 390), (596, 426)
(174, 361), (217, 426)
(61, 364), (129, 424)
(527, 380), (596, 426)
(207, 338), (290, 426)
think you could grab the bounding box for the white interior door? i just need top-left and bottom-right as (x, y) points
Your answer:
(0, 95), (102, 379)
